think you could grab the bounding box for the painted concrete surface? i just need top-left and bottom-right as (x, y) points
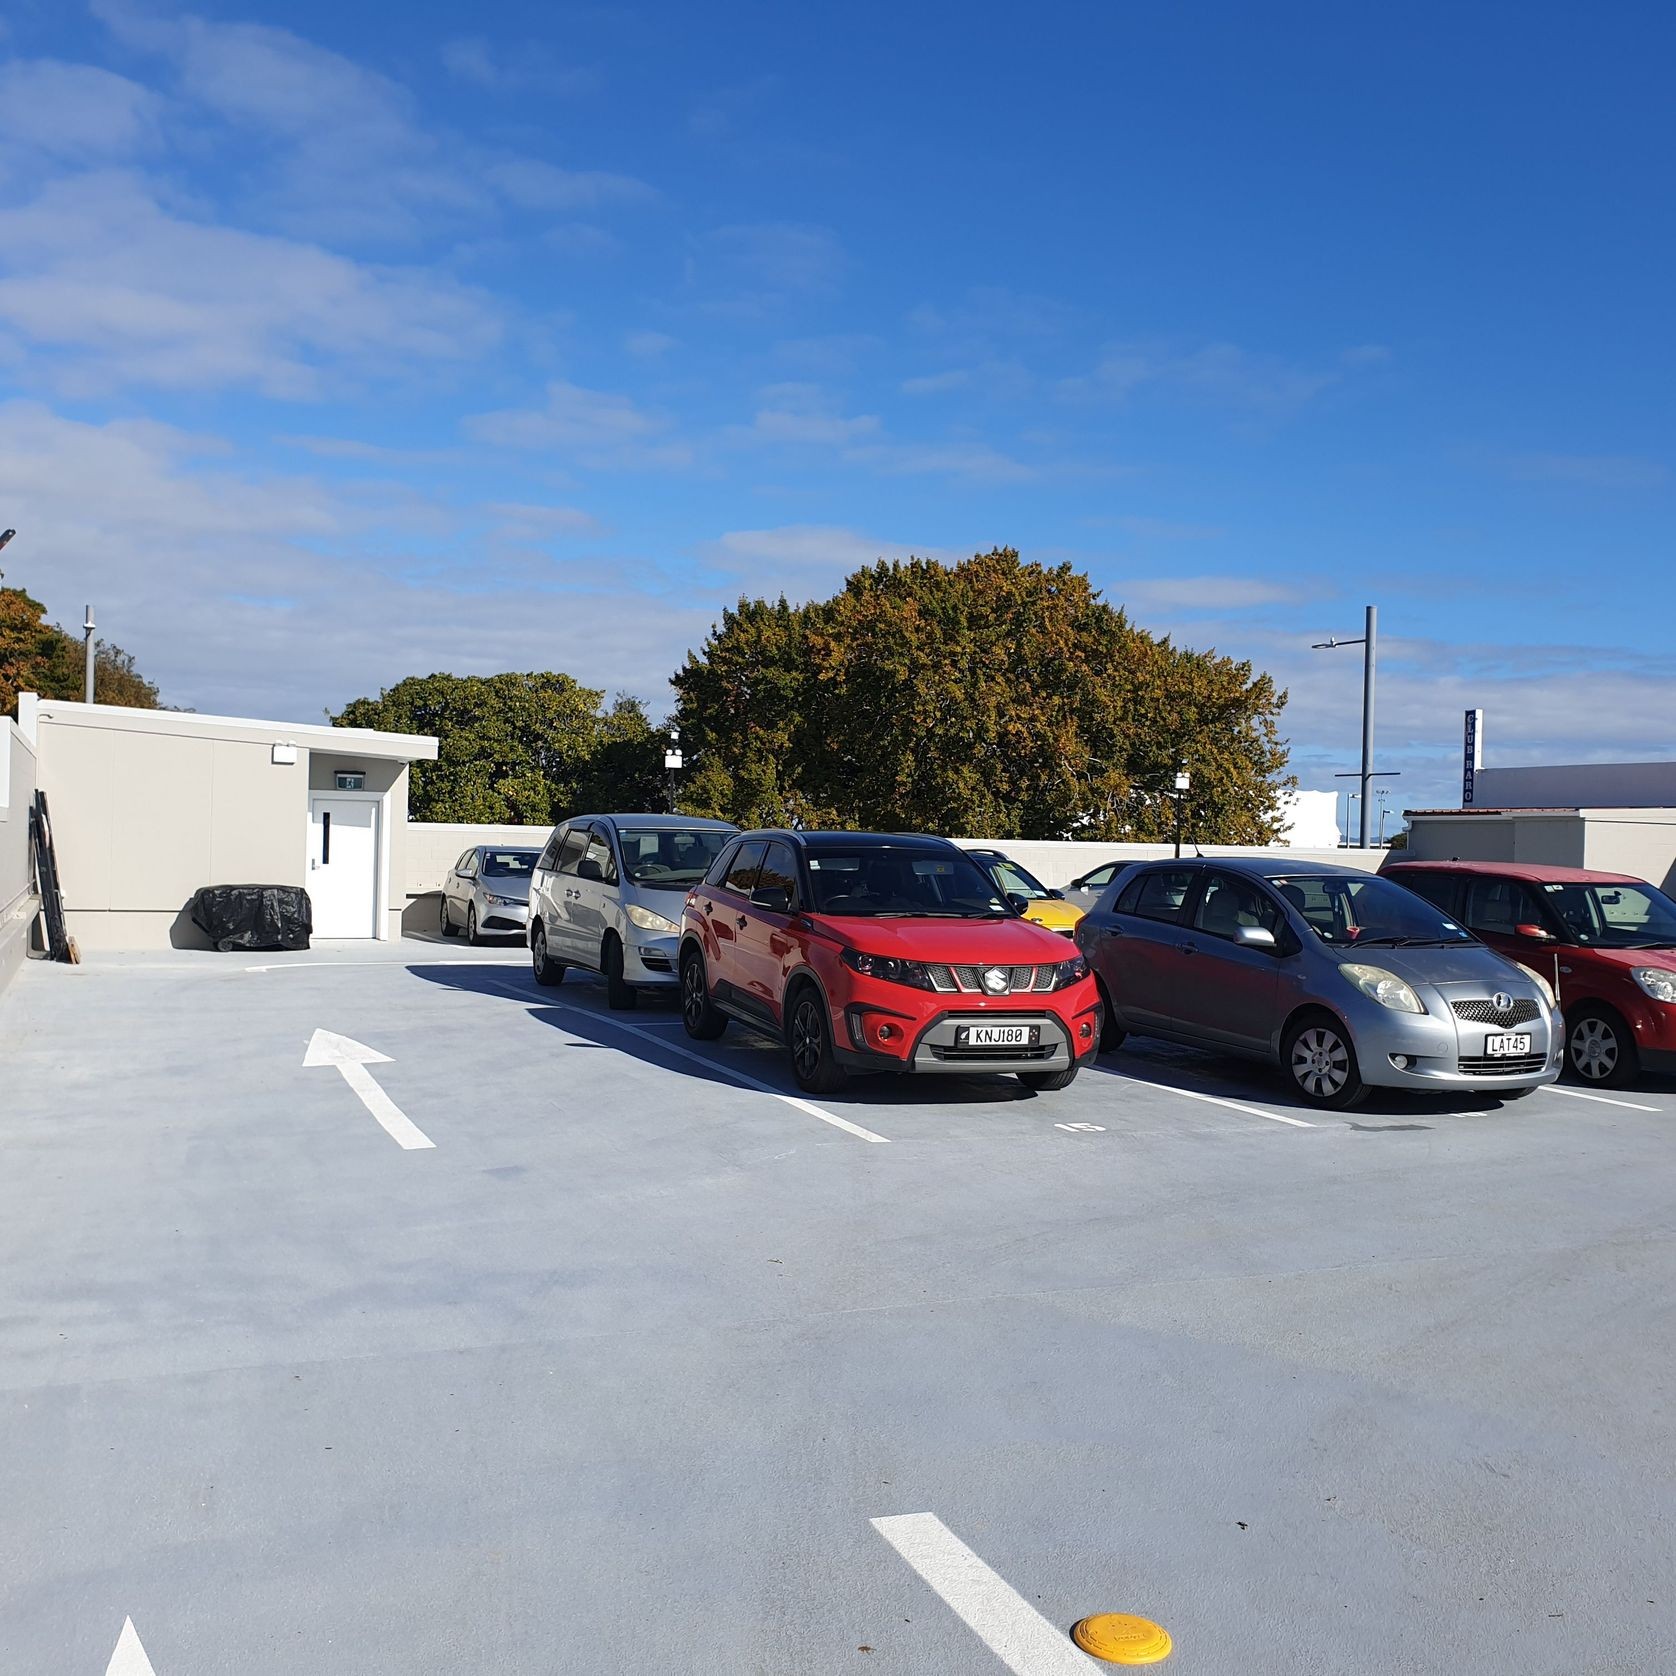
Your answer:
(1, 940), (1674, 1673)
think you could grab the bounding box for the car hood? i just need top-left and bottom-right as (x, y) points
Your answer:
(815, 914), (1077, 964)
(1021, 899), (1084, 931)
(1565, 943), (1676, 972)
(1332, 942), (1530, 989)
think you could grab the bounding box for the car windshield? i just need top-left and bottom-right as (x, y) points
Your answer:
(988, 857), (1050, 900)
(807, 846), (1010, 918)
(1274, 873), (1475, 947)
(618, 827), (733, 889)
(482, 850), (539, 877)
(1538, 879), (1676, 948)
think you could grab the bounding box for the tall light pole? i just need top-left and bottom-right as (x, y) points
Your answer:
(1313, 605), (1396, 850)
(1376, 788), (1391, 846)
(83, 605), (97, 704)
(1173, 768), (1190, 859)
(663, 726), (684, 814)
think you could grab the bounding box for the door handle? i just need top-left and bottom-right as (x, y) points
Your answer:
(735, 915), (749, 930)
(701, 900), (714, 915)
(1182, 942), (1198, 956)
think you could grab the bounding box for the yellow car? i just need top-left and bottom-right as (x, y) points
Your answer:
(968, 848), (1085, 937)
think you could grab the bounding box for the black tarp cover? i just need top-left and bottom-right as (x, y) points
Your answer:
(189, 884), (313, 952)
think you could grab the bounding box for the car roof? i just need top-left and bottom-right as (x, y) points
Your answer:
(579, 814), (737, 830)
(1130, 853), (1381, 881)
(736, 829), (961, 851)
(1385, 858), (1643, 885)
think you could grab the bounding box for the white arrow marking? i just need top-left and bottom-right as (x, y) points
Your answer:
(1054, 1122), (1106, 1133)
(107, 1618), (157, 1676)
(304, 1029), (435, 1150)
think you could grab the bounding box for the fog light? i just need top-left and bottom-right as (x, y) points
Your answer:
(1079, 1020), (1093, 1039)
(1389, 1053), (1411, 1070)
(876, 1022), (897, 1042)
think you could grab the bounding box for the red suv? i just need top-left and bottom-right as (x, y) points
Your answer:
(1383, 859), (1676, 1087)
(678, 830), (1102, 1095)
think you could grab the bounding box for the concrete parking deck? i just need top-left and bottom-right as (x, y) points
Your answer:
(2, 941), (1673, 1673)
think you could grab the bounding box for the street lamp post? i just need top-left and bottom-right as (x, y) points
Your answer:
(663, 727), (684, 815)
(1313, 605), (1396, 850)
(83, 605), (97, 704)
(1173, 769), (1190, 859)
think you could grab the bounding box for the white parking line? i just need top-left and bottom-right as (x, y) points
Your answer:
(107, 1618), (158, 1675)
(1541, 1084), (1661, 1113)
(1105, 1070), (1315, 1128)
(247, 958), (525, 973)
(478, 977), (891, 1144)
(871, 1513), (1096, 1674)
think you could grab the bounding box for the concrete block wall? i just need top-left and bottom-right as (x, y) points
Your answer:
(0, 720), (39, 997)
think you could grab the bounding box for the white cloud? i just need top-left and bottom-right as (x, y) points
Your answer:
(1493, 452), (1667, 490)
(464, 380), (689, 469)
(1117, 576), (1303, 611)
(700, 525), (957, 597)
(441, 36), (601, 95)
(624, 329), (676, 358)
(486, 502), (602, 540)
(1060, 340), (1383, 416)
(0, 59), (164, 159)
(704, 222), (846, 295)
(844, 439), (1038, 483)
(486, 158), (653, 211)
(752, 409), (881, 445)
(901, 368), (973, 396)
(0, 172), (501, 397)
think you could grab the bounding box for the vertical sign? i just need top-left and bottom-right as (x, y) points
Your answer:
(1462, 708), (1483, 805)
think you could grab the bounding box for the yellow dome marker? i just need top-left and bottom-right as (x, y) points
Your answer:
(1070, 1613), (1174, 1664)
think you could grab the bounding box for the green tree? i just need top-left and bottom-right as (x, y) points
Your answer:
(672, 548), (1292, 840)
(1, 585), (162, 715)
(333, 671), (664, 823)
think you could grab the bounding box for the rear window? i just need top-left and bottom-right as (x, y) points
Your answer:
(482, 850), (538, 878)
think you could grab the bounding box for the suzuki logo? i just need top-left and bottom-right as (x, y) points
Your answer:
(981, 966), (1009, 994)
(1492, 991), (1513, 1012)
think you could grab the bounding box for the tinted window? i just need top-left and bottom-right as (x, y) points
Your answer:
(1194, 872), (1284, 941)
(1113, 875), (1146, 916)
(805, 845), (1006, 918)
(1538, 879), (1676, 948)
(1129, 868), (1200, 925)
(755, 841), (801, 910)
(555, 827), (588, 875)
(1464, 877), (1542, 937)
(455, 849), (477, 875)
(482, 850), (538, 878)
(617, 826), (733, 890)
(704, 840), (742, 888)
(536, 831), (563, 871)
(1393, 870), (1460, 915)
(725, 841), (769, 894)
(583, 826), (617, 884)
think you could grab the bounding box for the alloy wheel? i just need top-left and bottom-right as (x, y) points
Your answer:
(531, 925), (545, 974)
(1292, 1026), (1350, 1099)
(791, 998), (824, 1080)
(1571, 1016), (1619, 1081)
(682, 961), (707, 1029)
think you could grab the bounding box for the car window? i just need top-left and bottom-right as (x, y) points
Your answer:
(990, 857), (1048, 899)
(755, 841), (801, 910)
(459, 851), (479, 878)
(804, 846), (1007, 918)
(704, 840), (742, 888)
(583, 825), (618, 884)
(536, 831), (563, 871)
(555, 827), (588, 876)
(724, 840), (769, 895)
(482, 850), (538, 878)
(1085, 863), (1120, 888)
(1392, 870), (1459, 916)
(1127, 868), (1199, 925)
(454, 849), (477, 875)
(1272, 873), (1473, 947)
(1194, 872), (1284, 941)
(1538, 879), (1676, 948)
(617, 826), (734, 890)
(1465, 877), (1542, 937)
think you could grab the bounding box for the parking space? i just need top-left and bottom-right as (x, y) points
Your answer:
(3, 945), (1675, 1674)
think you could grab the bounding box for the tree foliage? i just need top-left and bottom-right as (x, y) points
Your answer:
(1, 585), (162, 716)
(333, 672), (665, 824)
(673, 549), (1293, 841)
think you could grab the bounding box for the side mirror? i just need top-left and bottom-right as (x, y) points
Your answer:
(1514, 922), (1553, 942)
(1006, 892), (1030, 915)
(1234, 924), (1278, 949)
(577, 857), (605, 883)
(751, 885), (792, 914)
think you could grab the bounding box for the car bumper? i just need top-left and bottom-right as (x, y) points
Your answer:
(1352, 1004), (1564, 1090)
(479, 902), (530, 934)
(836, 982), (1104, 1076)
(624, 934), (680, 988)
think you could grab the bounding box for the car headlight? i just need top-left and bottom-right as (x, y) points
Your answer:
(1522, 966), (1557, 1007)
(1633, 967), (1676, 1003)
(841, 948), (936, 990)
(1339, 963), (1425, 1014)
(626, 904), (680, 935)
(1051, 955), (1089, 989)
(487, 893), (524, 907)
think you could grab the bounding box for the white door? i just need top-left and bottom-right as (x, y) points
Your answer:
(308, 796), (379, 938)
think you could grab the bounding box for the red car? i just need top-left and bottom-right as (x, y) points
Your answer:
(1383, 859), (1676, 1087)
(678, 830), (1102, 1095)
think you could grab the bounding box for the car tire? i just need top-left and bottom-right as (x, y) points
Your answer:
(1567, 1005), (1637, 1088)
(602, 936), (639, 1010)
(466, 905), (483, 947)
(680, 950), (727, 1040)
(439, 897), (457, 938)
(1095, 979), (1126, 1053)
(1018, 1064), (1080, 1092)
(1282, 1012), (1368, 1110)
(788, 987), (848, 1095)
(530, 922), (565, 988)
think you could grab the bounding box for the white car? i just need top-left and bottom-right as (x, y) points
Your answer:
(1062, 859), (1132, 915)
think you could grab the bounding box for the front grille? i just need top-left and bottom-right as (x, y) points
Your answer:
(1453, 998), (1540, 1028)
(927, 1042), (1057, 1062)
(639, 953), (673, 973)
(933, 963), (1055, 995)
(1458, 1053), (1547, 1076)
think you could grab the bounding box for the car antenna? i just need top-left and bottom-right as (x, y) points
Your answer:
(1193, 842), (1205, 858)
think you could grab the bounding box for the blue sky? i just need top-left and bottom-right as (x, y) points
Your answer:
(0, 0), (1670, 819)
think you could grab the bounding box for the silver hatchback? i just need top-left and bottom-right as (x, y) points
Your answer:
(1076, 857), (1563, 1109)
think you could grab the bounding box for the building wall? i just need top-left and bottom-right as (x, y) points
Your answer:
(0, 720), (39, 996)
(1579, 811), (1676, 892)
(1476, 761), (1676, 810)
(1403, 814), (1587, 866)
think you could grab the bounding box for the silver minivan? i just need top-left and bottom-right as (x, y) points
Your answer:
(1076, 856), (1563, 1109)
(527, 814), (737, 1007)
